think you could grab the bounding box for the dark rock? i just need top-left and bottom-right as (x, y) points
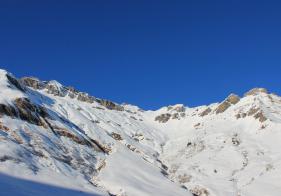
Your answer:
(46, 81), (67, 97)
(155, 113), (171, 123)
(172, 113), (180, 119)
(20, 77), (45, 90)
(247, 107), (259, 116)
(0, 104), (17, 118)
(97, 99), (124, 111)
(199, 107), (212, 117)
(14, 98), (49, 126)
(127, 144), (137, 152)
(254, 112), (267, 122)
(173, 105), (186, 112)
(235, 113), (247, 119)
(7, 74), (25, 92)
(110, 132), (123, 140)
(0, 155), (21, 163)
(0, 97), (49, 127)
(77, 93), (95, 103)
(130, 116), (137, 120)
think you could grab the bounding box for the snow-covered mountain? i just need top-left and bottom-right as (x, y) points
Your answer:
(0, 69), (280, 196)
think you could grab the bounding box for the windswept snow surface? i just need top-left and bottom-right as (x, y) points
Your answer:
(1, 69), (281, 196)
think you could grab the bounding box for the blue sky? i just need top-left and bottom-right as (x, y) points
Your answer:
(1, 1), (281, 109)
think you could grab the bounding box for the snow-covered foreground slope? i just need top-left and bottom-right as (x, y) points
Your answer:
(0, 69), (281, 196)
(0, 173), (101, 196)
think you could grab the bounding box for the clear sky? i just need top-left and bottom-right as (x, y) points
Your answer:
(1, 1), (281, 109)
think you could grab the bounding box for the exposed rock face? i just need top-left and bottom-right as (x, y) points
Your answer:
(66, 86), (78, 99)
(216, 94), (240, 114)
(20, 77), (45, 90)
(14, 98), (49, 126)
(0, 104), (17, 117)
(236, 106), (268, 122)
(254, 111), (267, 122)
(236, 112), (247, 119)
(46, 81), (68, 97)
(173, 105), (186, 113)
(155, 105), (186, 122)
(21, 76), (126, 112)
(155, 113), (171, 123)
(132, 133), (144, 141)
(172, 113), (180, 119)
(199, 108), (212, 117)
(244, 88), (268, 96)
(190, 186), (209, 196)
(226, 94), (240, 104)
(167, 105), (186, 112)
(96, 99), (124, 111)
(0, 121), (9, 132)
(6, 74), (25, 92)
(110, 132), (123, 141)
(0, 98), (48, 126)
(77, 92), (95, 103)
(216, 101), (231, 114)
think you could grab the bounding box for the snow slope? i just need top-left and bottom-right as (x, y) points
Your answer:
(0, 69), (281, 196)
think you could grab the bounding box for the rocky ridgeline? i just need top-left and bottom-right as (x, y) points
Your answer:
(154, 88), (272, 124)
(20, 77), (124, 111)
(155, 105), (186, 123)
(244, 88), (268, 96)
(215, 93), (240, 114)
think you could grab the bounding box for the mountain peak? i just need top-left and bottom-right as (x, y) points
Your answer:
(0, 68), (8, 76)
(244, 87), (268, 96)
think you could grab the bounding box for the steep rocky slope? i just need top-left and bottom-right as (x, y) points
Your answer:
(0, 69), (281, 196)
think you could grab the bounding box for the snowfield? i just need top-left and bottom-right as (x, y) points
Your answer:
(0, 69), (280, 196)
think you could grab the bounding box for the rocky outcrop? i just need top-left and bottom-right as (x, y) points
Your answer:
(7, 74), (25, 92)
(0, 121), (9, 132)
(20, 77), (45, 90)
(173, 105), (186, 113)
(0, 98), (48, 127)
(235, 106), (268, 122)
(132, 133), (144, 141)
(21, 76), (126, 112)
(254, 112), (267, 122)
(96, 99), (124, 111)
(172, 113), (180, 119)
(167, 105), (186, 112)
(45, 81), (68, 97)
(190, 186), (209, 196)
(235, 112), (247, 119)
(110, 132), (123, 141)
(199, 107), (212, 117)
(216, 94), (240, 114)
(227, 94), (240, 104)
(244, 88), (268, 96)
(0, 103), (17, 117)
(77, 92), (95, 103)
(14, 98), (49, 126)
(155, 113), (171, 123)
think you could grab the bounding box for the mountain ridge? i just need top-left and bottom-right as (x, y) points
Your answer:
(0, 68), (280, 196)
